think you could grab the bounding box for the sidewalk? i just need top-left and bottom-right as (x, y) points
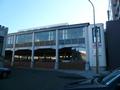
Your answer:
(57, 69), (110, 79)
(58, 70), (97, 79)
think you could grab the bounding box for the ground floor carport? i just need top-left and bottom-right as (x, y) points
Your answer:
(5, 49), (31, 67)
(5, 47), (86, 70)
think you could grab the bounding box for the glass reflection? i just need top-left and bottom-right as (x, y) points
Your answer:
(6, 36), (14, 48)
(35, 31), (56, 46)
(16, 34), (32, 44)
(7, 36), (14, 44)
(58, 27), (85, 45)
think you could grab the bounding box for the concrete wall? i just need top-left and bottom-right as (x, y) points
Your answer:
(87, 23), (106, 71)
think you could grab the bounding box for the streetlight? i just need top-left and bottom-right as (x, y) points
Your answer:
(88, 0), (99, 74)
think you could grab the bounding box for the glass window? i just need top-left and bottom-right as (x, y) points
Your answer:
(63, 30), (67, 39)
(16, 33), (32, 44)
(35, 31), (56, 42)
(67, 27), (84, 39)
(59, 27), (84, 40)
(58, 27), (85, 45)
(58, 30), (63, 40)
(7, 36), (14, 44)
(49, 31), (56, 40)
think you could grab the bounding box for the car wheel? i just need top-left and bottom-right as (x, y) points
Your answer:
(2, 72), (8, 78)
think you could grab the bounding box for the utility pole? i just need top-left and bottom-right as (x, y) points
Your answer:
(88, 0), (99, 74)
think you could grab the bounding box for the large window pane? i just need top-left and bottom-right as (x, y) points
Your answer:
(67, 27), (84, 39)
(35, 31), (56, 46)
(35, 32), (49, 41)
(7, 36), (14, 44)
(16, 33), (32, 44)
(35, 31), (56, 42)
(59, 27), (84, 40)
(58, 27), (85, 45)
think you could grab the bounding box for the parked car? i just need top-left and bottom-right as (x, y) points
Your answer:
(64, 69), (120, 90)
(0, 67), (11, 79)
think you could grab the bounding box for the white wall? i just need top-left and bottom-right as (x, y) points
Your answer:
(87, 23), (106, 70)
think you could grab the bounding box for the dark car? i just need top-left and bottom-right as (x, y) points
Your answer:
(0, 67), (11, 79)
(64, 69), (120, 90)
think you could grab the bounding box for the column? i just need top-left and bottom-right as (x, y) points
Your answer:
(85, 26), (91, 70)
(54, 29), (59, 70)
(11, 35), (16, 66)
(31, 32), (35, 68)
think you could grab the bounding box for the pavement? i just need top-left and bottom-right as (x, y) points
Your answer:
(0, 67), (110, 90)
(58, 69), (110, 79)
(33, 68), (99, 79)
(57, 70), (97, 79)
(14, 67), (110, 79)
(18, 67), (99, 79)
(0, 68), (87, 90)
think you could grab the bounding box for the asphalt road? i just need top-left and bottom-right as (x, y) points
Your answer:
(0, 68), (84, 90)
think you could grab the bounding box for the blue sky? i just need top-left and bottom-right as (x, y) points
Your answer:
(0, 0), (108, 33)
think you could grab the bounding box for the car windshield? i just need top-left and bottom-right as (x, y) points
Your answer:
(101, 70), (120, 85)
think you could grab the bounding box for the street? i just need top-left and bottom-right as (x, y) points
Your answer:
(0, 68), (83, 90)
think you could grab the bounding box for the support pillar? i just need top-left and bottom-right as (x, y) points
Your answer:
(85, 26), (91, 71)
(31, 32), (35, 68)
(54, 29), (59, 70)
(11, 35), (16, 66)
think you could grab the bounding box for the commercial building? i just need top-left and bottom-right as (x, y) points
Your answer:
(108, 0), (120, 20)
(5, 23), (106, 70)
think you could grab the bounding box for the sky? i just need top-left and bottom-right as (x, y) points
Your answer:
(0, 0), (108, 33)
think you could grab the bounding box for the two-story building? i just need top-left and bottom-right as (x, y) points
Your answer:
(5, 23), (106, 71)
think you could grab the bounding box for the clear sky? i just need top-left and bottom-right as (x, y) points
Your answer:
(0, 0), (108, 33)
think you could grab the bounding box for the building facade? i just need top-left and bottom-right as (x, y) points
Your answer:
(0, 25), (8, 67)
(5, 23), (106, 70)
(108, 0), (120, 20)
(0, 25), (8, 56)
